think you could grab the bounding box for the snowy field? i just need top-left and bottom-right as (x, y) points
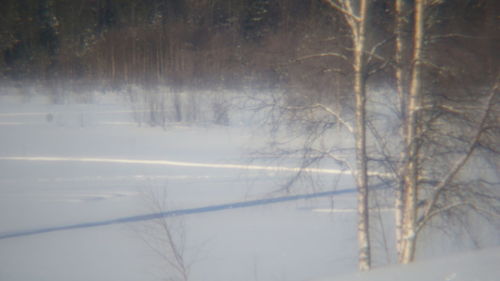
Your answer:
(0, 90), (498, 281)
(0, 91), (360, 281)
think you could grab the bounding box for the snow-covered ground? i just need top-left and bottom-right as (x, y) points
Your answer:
(0, 90), (497, 281)
(0, 91), (359, 281)
(316, 246), (500, 281)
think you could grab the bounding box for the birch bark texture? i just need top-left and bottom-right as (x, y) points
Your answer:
(399, 0), (425, 264)
(394, 0), (407, 261)
(323, 0), (371, 271)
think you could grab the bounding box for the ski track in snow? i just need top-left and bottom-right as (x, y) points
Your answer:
(0, 156), (391, 177)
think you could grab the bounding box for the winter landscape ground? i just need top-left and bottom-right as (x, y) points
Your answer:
(0, 89), (498, 281)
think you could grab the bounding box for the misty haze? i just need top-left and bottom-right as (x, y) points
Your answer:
(0, 1), (499, 281)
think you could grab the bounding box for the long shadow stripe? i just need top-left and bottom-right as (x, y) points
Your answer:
(0, 188), (356, 240)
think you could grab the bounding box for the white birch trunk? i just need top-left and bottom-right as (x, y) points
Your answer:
(394, 0), (406, 261)
(353, 0), (371, 271)
(324, 0), (371, 270)
(401, 0), (425, 264)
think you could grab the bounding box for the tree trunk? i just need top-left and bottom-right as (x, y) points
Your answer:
(394, 0), (406, 261)
(353, 0), (371, 271)
(323, 0), (371, 270)
(400, 0), (425, 264)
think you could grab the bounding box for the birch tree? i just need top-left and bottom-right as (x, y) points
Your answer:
(249, 0), (377, 271)
(393, 0), (407, 262)
(323, 0), (371, 271)
(395, 0), (500, 264)
(398, 0), (426, 264)
(249, 0), (499, 269)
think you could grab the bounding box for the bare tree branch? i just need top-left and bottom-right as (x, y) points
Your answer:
(418, 79), (499, 231)
(323, 0), (361, 22)
(430, 33), (490, 41)
(293, 52), (350, 63)
(416, 202), (468, 233)
(139, 188), (192, 281)
(366, 36), (394, 65)
(277, 103), (354, 134)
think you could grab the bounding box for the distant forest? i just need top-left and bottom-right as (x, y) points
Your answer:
(1, 0), (499, 95)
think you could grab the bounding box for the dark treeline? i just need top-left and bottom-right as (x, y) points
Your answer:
(0, 0), (323, 90)
(0, 0), (498, 95)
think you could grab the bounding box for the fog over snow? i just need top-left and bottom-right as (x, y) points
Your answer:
(0, 90), (359, 281)
(0, 89), (498, 281)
